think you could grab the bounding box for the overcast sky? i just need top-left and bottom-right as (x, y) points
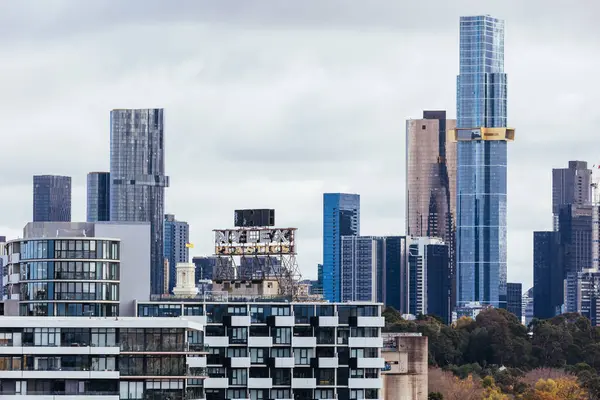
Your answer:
(0, 1), (598, 288)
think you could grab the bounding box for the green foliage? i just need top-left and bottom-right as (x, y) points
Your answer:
(383, 307), (600, 397)
(428, 392), (444, 400)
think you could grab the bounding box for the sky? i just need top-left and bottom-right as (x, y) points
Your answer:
(0, 1), (598, 289)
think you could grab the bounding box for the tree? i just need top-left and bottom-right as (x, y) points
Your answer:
(429, 392), (444, 400)
(526, 377), (588, 400)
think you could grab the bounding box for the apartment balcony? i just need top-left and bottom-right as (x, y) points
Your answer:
(0, 392), (119, 399)
(0, 346), (120, 356)
(349, 357), (385, 369)
(347, 377), (383, 389)
(266, 316), (295, 327)
(248, 336), (273, 347)
(225, 357), (251, 368)
(267, 356), (294, 368)
(247, 377), (273, 389)
(291, 378), (316, 389)
(291, 336), (316, 347)
(348, 316), (385, 327)
(203, 377), (229, 388)
(222, 315), (251, 327)
(310, 316), (338, 327)
(0, 370), (120, 380)
(204, 336), (229, 348)
(310, 357), (338, 368)
(348, 337), (383, 348)
(187, 356), (207, 368)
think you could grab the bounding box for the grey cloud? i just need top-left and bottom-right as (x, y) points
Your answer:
(0, 0), (598, 287)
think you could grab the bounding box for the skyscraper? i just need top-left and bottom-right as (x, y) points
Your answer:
(533, 231), (564, 319)
(341, 236), (379, 302)
(406, 110), (457, 310)
(506, 282), (522, 321)
(323, 193), (360, 302)
(454, 15), (514, 308)
(87, 172), (110, 222)
(110, 108), (169, 295)
(33, 175), (71, 222)
(552, 161), (592, 230)
(407, 237), (450, 322)
(164, 214), (189, 294)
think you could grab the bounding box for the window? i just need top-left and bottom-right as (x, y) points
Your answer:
(229, 327), (247, 344)
(274, 328), (291, 345)
(271, 347), (291, 358)
(34, 328), (60, 346)
(229, 368), (247, 385)
(91, 356), (116, 371)
(227, 347), (247, 358)
(273, 369), (291, 386)
(250, 348), (265, 364)
(294, 348), (312, 365)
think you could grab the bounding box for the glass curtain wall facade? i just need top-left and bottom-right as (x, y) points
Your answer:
(87, 172), (110, 222)
(110, 109), (169, 295)
(341, 236), (378, 302)
(4, 238), (120, 316)
(33, 175), (71, 222)
(455, 15), (512, 308)
(406, 111), (457, 310)
(552, 161), (592, 231)
(164, 214), (189, 294)
(322, 193), (360, 302)
(533, 231), (564, 319)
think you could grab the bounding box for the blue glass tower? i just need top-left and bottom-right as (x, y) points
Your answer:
(323, 193), (360, 302)
(164, 214), (189, 294)
(454, 15), (514, 308)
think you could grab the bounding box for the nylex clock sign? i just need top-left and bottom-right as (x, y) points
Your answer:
(213, 227), (297, 256)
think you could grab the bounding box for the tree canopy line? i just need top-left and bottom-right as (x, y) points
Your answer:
(383, 307), (600, 399)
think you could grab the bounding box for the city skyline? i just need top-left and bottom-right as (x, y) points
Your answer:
(1, 2), (598, 289)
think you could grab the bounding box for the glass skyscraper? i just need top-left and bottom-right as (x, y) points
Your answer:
(322, 193), (360, 302)
(33, 175), (71, 222)
(164, 214), (189, 294)
(454, 15), (514, 308)
(110, 109), (169, 295)
(87, 172), (110, 222)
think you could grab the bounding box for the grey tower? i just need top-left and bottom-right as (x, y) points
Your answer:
(110, 109), (169, 295)
(33, 175), (71, 222)
(552, 161), (592, 231)
(87, 172), (110, 222)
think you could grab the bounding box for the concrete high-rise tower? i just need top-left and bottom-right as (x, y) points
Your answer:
(164, 214), (190, 294)
(33, 175), (71, 222)
(454, 16), (514, 308)
(110, 108), (169, 295)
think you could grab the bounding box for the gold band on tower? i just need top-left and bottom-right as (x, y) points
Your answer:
(449, 127), (515, 142)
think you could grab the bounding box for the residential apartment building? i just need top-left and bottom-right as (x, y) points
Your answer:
(0, 317), (207, 399)
(137, 299), (385, 400)
(455, 15), (513, 309)
(110, 108), (169, 295)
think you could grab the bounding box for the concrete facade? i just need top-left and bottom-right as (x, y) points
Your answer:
(382, 333), (428, 400)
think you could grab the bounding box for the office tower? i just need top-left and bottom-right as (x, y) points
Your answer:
(32, 175), (71, 222)
(406, 110), (457, 309)
(523, 287), (534, 325)
(239, 256), (282, 278)
(164, 214), (189, 294)
(559, 204), (596, 276)
(407, 237), (450, 323)
(454, 15), (514, 309)
(533, 231), (565, 319)
(552, 161), (592, 230)
(86, 172), (110, 222)
(382, 236), (408, 313)
(314, 263), (323, 295)
(565, 270), (600, 324)
(110, 108), (169, 295)
(341, 236), (379, 302)
(506, 282), (522, 320)
(323, 193), (360, 302)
